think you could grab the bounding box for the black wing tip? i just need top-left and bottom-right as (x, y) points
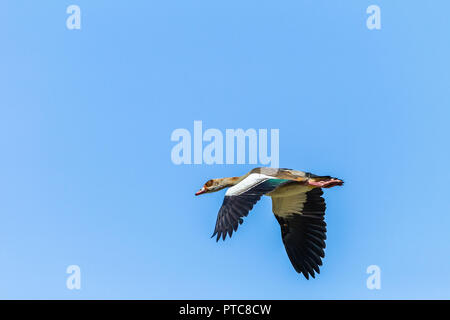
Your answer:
(210, 178), (281, 244)
(211, 231), (233, 242)
(296, 267), (320, 280)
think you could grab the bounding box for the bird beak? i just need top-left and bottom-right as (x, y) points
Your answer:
(195, 187), (206, 196)
(195, 187), (207, 196)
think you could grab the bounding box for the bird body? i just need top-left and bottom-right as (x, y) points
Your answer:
(195, 167), (343, 279)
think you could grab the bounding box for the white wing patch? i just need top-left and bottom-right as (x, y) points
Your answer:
(225, 173), (274, 196)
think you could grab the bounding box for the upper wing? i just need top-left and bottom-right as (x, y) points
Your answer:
(212, 174), (289, 241)
(272, 188), (327, 279)
(250, 167), (310, 181)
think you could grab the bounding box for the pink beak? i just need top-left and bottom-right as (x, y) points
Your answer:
(195, 187), (207, 196)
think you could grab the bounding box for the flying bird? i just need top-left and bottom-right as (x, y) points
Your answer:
(195, 167), (343, 279)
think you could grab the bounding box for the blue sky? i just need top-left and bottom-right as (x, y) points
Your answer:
(1, 1), (449, 299)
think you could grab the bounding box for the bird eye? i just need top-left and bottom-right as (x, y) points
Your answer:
(205, 180), (213, 187)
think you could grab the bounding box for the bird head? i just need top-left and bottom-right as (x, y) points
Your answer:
(195, 179), (225, 196)
(195, 177), (239, 196)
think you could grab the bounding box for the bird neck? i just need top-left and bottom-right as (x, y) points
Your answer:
(217, 177), (241, 188)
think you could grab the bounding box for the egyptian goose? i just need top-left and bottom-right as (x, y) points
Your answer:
(195, 167), (343, 279)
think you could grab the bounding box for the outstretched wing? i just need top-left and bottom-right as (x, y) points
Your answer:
(212, 174), (289, 241)
(272, 188), (327, 279)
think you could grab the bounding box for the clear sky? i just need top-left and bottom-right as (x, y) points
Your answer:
(1, 1), (449, 299)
